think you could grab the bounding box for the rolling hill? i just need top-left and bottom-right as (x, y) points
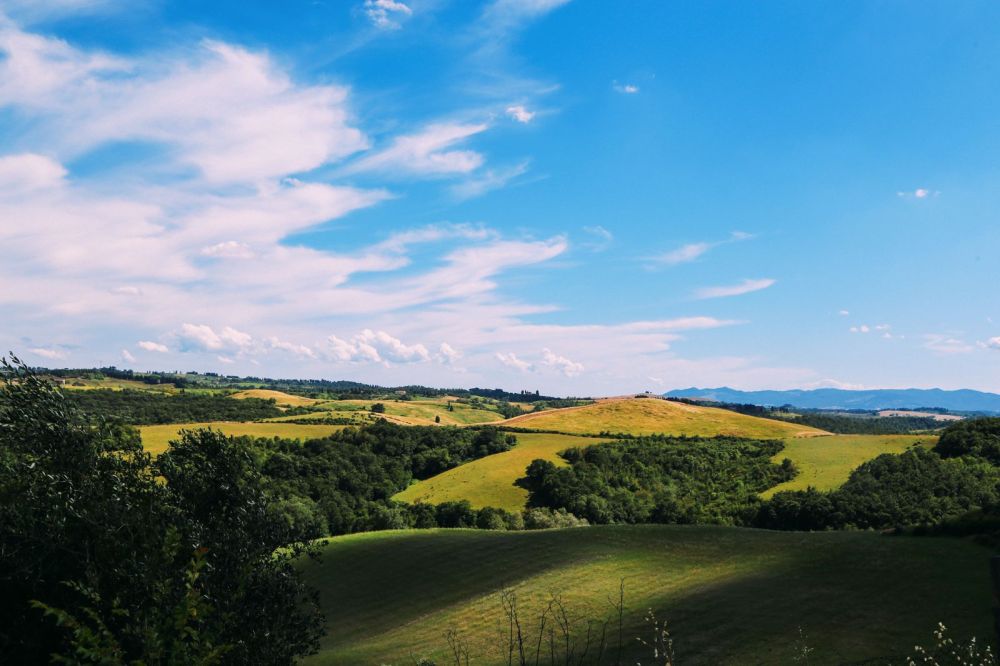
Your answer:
(139, 422), (347, 455)
(498, 397), (827, 438)
(230, 388), (322, 407)
(300, 525), (992, 665)
(394, 432), (605, 510)
(761, 434), (936, 497)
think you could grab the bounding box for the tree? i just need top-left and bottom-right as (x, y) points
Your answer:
(0, 356), (323, 664)
(370, 402), (386, 414)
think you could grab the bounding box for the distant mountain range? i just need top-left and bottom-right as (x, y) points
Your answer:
(664, 387), (1000, 413)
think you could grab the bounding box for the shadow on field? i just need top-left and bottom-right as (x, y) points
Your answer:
(304, 529), (586, 646)
(640, 532), (992, 665)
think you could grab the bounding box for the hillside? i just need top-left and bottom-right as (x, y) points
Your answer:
(300, 525), (992, 665)
(667, 386), (1000, 413)
(762, 434), (937, 497)
(139, 422), (347, 455)
(230, 388), (321, 407)
(394, 432), (605, 510)
(499, 397), (826, 438)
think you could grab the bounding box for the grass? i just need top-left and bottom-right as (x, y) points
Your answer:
(394, 433), (605, 511)
(263, 397), (502, 427)
(762, 434), (938, 498)
(501, 398), (827, 438)
(230, 389), (321, 407)
(300, 525), (992, 665)
(57, 377), (178, 393)
(139, 422), (347, 455)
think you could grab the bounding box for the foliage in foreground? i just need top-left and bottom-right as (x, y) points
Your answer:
(0, 357), (323, 664)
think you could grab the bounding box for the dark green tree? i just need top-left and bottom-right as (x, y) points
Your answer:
(0, 356), (323, 664)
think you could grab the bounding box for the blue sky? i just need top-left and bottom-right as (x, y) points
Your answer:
(2, 0), (999, 394)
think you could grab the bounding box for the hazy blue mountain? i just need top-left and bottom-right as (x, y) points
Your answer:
(664, 387), (1000, 413)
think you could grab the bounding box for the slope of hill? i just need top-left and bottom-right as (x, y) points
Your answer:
(300, 525), (991, 665)
(230, 388), (321, 407)
(500, 397), (826, 438)
(393, 433), (605, 510)
(139, 422), (347, 455)
(761, 434), (936, 497)
(667, 386), (1000, 412)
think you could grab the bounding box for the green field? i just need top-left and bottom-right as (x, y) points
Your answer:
(501, 398), (827, 438)
(301, 525), (992, 665)
(763, 434), (937, 498)
(139, 422), (347, 455)
(394, 433), (605, 510)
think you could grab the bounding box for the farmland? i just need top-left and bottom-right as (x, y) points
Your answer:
(394, 432), (606, 510)
(762, 434), (938, 497)
(139, 421), (348, 455)
(499, 397), (827, 438)
(301, 525), (992, 665)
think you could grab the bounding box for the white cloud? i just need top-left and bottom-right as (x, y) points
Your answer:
(438, 342), (462, 364)
(541, 347), (583, 377)
(0, 153), (67, 192)
(267, 337), (316, 359)
(216, 355), (234, 364)
(121, 348), (136, 363)
(0, 28), (367, 184)
(613, 82), (639, 94)
(839, 309), (850, 316)
(348, 123), (488, 176)
(363, 0), (412, 29)
(325, 329), (430, 365)
(581, 225), (613, 251)
(924, 334), (974, 355)
(481, 0), (572, 34)
(655, 242), (711, 266)
(694, 278), (775, 299)
(897, 188), (940, 199)
(29, 347), (68, 360)
(450, 161), (528, 199)
(649, 231), (752, 268)
(850, 325), (870, 334)
(138, 340), (169, 353)
(201, 241), (255, 259)
(506, 104), (535, 123)
(496, 351), (532, 372)
(178, 324), (253, 352)
(982, 337), (1000, 350)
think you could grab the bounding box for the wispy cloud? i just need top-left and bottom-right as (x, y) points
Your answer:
(581, 225), (613, 251)
(649, 231), (752, 268)
(896, 188), (940, 199)
(506, 104), (535, 123)
(28, 346), (68, 360)
(694, 278), (775, 300)
(138, 341), (169, 353)
(496, 351), (532, 372)
(541, 347), (583, 377)
(451, 161), (529, 200)
(612, 81), (639, 94)
(924, 334), (974, 355)
(346, 122), (489, 176)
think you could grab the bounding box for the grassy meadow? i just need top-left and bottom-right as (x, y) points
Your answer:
(231, 388), (323, 407)
(501, 398), (827, 438)
(301, 525), (992, 665)
(139, 421), (348, 455)
(263, 396), (503, 426)
(394, 432), (606, 510)
(763, 434), (937, 497)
